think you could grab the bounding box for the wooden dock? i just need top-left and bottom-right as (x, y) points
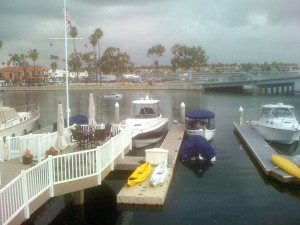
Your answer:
(234, 122), (300, 183)
(117, 122), (185, 205)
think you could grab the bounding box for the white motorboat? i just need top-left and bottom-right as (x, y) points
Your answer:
(103, 93), (123, 100)
(185, 110), (216, 141)
(150, 162), (168, 186)
(0, 104), (40, 137)
(124, 95), (168, 148)
(250, 103), (300, 145)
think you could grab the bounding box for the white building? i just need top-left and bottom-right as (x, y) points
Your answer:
(48, 69), (88, 80)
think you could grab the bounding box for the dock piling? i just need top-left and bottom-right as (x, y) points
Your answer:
(180, 102), (185, 123)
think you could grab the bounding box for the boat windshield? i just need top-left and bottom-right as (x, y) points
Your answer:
(132, 103), (159, 118)
(261, 107), (295, 118)
(185, 118), (215, 130)
(271, 108), (295, 118)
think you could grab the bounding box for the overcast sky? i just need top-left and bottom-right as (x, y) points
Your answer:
(1, 0), (300, 68)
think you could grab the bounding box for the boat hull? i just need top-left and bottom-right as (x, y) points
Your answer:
(132, 119), (168, 148)
(0, 112), (40, 137)
(251, 123), (300, 145)
(186, 128), (215, 141)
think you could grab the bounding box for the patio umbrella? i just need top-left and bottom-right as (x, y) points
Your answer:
(88, 93), (96, 129)
(56, 102), (67, 150)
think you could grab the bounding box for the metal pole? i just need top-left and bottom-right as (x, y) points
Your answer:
(64, 0), (70, 127)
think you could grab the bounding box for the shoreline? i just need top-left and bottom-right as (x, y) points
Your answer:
(0, 82), (200, 92)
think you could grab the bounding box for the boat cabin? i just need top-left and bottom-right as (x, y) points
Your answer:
(260, 103), (296, 119)
(131, 97), (160, 118)
(185, 110), (215, 130)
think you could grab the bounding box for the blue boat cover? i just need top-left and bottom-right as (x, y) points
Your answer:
(186, 110), (215, 119)
(53, 115), (88, 131)
(180, 135), (216, 161)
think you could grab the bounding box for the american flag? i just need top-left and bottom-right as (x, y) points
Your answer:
(63, 8), (72, 32)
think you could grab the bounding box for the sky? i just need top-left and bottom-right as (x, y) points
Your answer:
(0, 0), (300, 69)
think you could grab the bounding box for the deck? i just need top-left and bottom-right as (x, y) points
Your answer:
(117, 122), (185, 205)
(234, 122), (300, 183)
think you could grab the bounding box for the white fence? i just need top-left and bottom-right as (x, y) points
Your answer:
(0, 125), (74, 162)
(0, 123), (122, 163)
(0, 126), (131, 225)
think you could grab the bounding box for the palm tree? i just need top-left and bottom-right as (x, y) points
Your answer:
(89, 33), (97, 81)
(50, 55), (59, 73)
(94, 28), (103, 84)
(0, 40), (3, 51)
(19, 54), (29, 85)
(27, 49), (39, 84)
(70, 27), (79, 84)
(8, 54), (20, 66)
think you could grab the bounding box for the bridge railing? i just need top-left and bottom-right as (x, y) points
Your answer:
(0, 125), (131, 225)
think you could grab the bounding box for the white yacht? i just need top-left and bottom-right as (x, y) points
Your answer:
(0, 104), (40, 137)
(124, 95), (168, 148)
(185, 110), (216, 141)
(250, 103), (300, 145)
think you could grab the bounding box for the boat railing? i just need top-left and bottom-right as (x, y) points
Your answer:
(0, 126), (131, 225)
(14, 104), (39, 114)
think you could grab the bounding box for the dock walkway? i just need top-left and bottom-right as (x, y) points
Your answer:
(117, 122), (185, 205)
(234, 122), (300, 183)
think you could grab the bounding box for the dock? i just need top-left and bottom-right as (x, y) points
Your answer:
(117, 122), (185, 205)
(234, 122), (300, 183)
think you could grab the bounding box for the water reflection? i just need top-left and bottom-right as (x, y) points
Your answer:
(181, 159), (214, 178)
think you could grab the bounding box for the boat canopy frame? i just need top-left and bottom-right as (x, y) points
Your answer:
(185, 110), (215, 130)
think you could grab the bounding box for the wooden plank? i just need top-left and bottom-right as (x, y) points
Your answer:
(160, 122), (185, 165)
(117, 167), (173, 205)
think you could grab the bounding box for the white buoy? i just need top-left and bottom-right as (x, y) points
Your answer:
(115, 102), (119, 123)
(180, 102), (185, 123)
(239, 106), (244, 125)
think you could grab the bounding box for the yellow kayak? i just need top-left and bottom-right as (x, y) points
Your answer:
(271, 154), (300, 179)
(127, 162), (152, 187)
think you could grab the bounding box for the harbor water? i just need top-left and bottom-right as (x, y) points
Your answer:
(2, 86), (300, 225)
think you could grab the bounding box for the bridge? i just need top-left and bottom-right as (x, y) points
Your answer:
(169, 72), (300, 93)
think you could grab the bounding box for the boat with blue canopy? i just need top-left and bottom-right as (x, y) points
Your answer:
(180, 135), (216, 161)
(185, 110), (216, 141)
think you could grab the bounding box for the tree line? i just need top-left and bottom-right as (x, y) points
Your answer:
(1, 35), (296, 82)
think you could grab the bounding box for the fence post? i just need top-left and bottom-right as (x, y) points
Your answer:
(110, 137), (115, 171)
(21, 170), (30, 219)
(37, 135), (42, 163)
(121, 129), (125, 159)
(48, 156), (54, 197)
(96, 148), (101, 185)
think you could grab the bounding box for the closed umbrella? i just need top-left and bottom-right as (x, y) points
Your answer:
(88, 93), (96, 129)
(56, 102), (67, 150)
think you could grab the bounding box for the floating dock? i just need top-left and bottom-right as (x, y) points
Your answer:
(117, 122), (185, 205)
(234, 122), (300, 183)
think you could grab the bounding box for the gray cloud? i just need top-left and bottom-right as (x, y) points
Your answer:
(0, 0), (300, 68)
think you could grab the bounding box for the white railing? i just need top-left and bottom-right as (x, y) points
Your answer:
(0, 125), (75, 162)
(0, 126), (131, 225)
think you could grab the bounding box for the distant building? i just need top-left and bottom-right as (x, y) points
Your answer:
(101, 74), (116, 82)
(49, 69), (88, 80)
(0, 66), (48, 84)
(123, 74), (142, 82)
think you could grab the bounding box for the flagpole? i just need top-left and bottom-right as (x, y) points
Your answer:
(64, 0), (70, 127)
